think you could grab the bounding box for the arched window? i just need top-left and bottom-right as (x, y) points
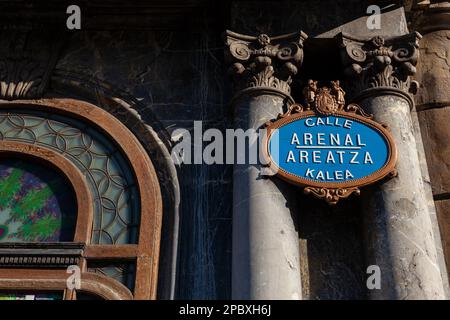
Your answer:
(0, 99), (163, 300)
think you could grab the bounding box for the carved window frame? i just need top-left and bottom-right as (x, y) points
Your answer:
(0, 99), (163, 300)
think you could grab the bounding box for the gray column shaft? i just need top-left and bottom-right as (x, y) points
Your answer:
(232, 94), (302, 300)
(360, 94), (445, 299)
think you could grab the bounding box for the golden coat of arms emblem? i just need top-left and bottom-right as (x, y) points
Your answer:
(315, 87), (339, 115)
(303, 80), (346, 116)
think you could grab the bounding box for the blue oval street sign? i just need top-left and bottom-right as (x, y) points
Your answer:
(264, 107), (397, 204)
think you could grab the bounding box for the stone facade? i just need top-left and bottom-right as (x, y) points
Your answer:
(0, 0), (449, 300)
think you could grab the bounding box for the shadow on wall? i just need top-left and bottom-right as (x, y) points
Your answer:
(297, 194), (368, 300)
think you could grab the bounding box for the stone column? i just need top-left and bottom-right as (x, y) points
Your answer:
(224, 31), (307, 299)
(340, 33), (446, 299)
(414, 2), (450, 294)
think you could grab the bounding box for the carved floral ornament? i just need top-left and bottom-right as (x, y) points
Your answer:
(263, 81), (398, 205)
(339, 32), (422, 96)
(0, 27), (63, 100)
(224, 30), (307, 96)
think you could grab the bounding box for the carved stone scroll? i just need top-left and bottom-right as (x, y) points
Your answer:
(224, 30), (307, 96)
(339, 32), (422, 99)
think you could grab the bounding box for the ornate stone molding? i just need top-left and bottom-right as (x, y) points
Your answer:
(0, 27), (64, 100)
(0, 243), (84, 268)
(224, 30), (307, 97)
(408, 1), (450, 34)
(304, 187), (361, 206)
(339, 32), (422, 100)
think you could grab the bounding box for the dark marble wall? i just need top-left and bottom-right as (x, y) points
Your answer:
(56, 28), (233, 299)
(298, 196), (367, 300)
(229, 0), (371, 37)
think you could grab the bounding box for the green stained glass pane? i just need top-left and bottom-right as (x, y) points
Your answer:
(0, 159), (77, 242)
(0, 291), (63, 300)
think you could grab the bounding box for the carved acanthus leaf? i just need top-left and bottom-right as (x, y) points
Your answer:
(224, 30), (307, 96)
(339, 32), (422, 97)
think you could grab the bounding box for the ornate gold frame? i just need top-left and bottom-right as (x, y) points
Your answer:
(263, 103), (398, 205)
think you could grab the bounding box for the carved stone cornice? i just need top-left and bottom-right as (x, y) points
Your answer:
(339, 32), (422, 101)
(0, 26), (64, 100)
(224, 30), (307, 98)
(408, 1), (450, 34)
(420, 2), (450, 32)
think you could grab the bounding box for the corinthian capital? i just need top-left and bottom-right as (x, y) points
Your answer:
(339, 32), (422, 98)
(224, 30), (307, 97)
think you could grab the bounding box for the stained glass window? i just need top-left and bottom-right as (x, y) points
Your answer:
(0, 159), (77, 242)
(0, 101), (158, 300)
(0, 291), (63, 300)
(0, 110), (140, 244)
